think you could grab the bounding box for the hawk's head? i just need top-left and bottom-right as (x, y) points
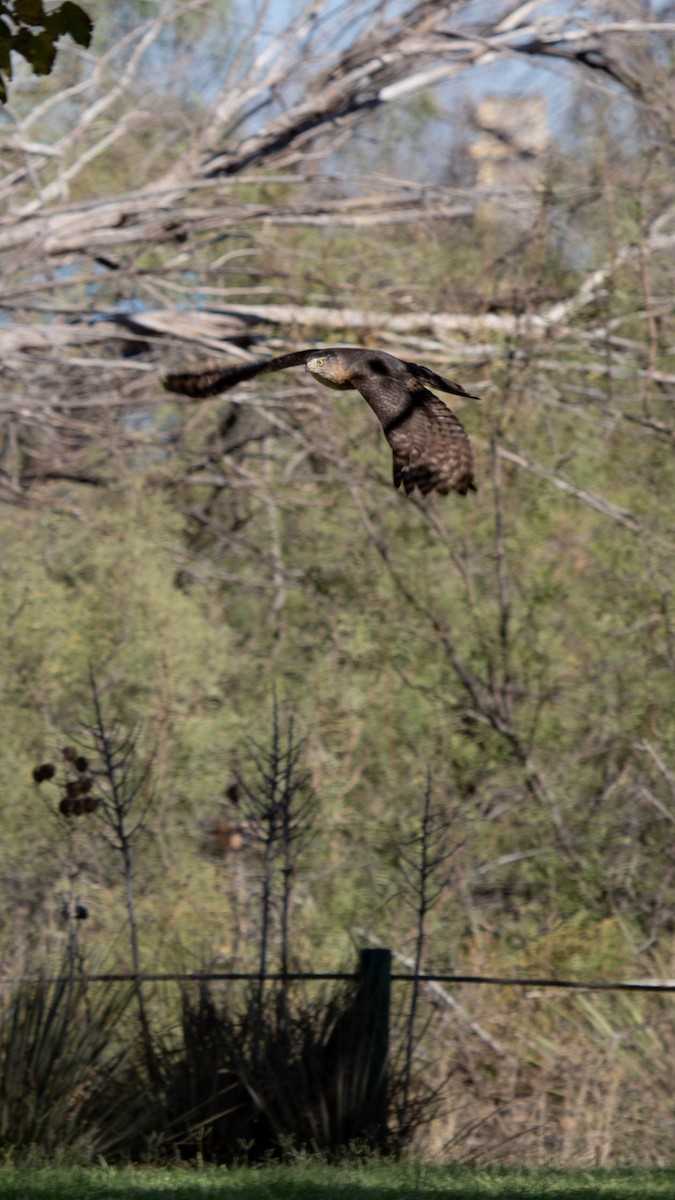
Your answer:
(305, 352), (353, 391)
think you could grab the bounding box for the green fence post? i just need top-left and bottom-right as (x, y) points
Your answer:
(356, 946), (391, 1137)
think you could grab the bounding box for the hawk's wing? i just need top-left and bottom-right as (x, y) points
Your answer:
(358, 379), (476, 497)
(403, 360), (480, 401)
(163, 350), (319, 398)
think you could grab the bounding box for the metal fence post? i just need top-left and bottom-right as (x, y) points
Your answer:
(356, 946), (391, 1136)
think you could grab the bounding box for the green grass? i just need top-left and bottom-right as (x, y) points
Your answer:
(0, 1163), (673, 1200)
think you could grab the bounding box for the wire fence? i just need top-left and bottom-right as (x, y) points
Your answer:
(4, 967), (675, 992)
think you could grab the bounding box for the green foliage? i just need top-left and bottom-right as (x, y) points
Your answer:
(0, 0), (91, 100)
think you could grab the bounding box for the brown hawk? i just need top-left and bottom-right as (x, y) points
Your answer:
(164, 347), (479, 497)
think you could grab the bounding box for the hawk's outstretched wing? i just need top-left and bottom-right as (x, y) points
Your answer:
(163, 351), (318, 398)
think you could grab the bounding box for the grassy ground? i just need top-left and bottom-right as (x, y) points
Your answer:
(0, 1164), (673, 1200)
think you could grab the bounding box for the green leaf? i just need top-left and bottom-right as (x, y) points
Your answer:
(13, 0), (46, 25)
(0, 23), (11, 76)
(12, 27), (56, 74)
(55, 0), (92, 47)
(0, 0), (92, 99)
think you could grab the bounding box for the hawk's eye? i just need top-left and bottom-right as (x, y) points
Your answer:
(315, 358), (324, 366)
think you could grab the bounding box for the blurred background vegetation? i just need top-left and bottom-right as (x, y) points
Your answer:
(0, 0), (674, 1167)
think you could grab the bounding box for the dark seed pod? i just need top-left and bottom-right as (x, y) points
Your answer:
(79, 776), (94, 793)
(74, 756), (89, 773)
(62, 746), (77, 763)
(66, 780), (82, 798)
(59, 796), (76, 817)
(33, 763), (56, 783)
(225, 776), (242, 805)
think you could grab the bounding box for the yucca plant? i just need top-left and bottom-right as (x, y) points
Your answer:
(163, 979), (393, 1162)
(0, 972), (155, 1160)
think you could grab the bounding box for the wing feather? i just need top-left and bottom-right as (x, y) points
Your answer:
(403, 361), (480, 401)
(163, 350), (320, 398)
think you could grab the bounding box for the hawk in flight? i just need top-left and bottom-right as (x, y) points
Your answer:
(164, 347), (479, 497)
